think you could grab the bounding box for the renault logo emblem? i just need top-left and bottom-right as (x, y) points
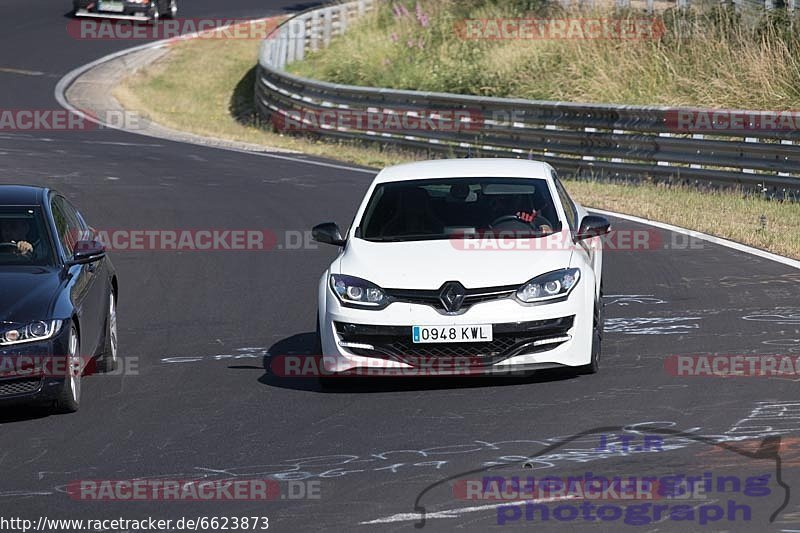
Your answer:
(439, 281), (466, 313)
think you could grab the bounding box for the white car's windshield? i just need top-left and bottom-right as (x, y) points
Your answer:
(359, 177), (561, 242)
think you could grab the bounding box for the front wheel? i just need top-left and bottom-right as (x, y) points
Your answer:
(97, 292), (118, 373)
(53, 326), (81, 413)
(577, 294), (603, 375)
(160, 0), (177, 19)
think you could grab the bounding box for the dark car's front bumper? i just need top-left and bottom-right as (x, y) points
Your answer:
(0, 321), (74, 406)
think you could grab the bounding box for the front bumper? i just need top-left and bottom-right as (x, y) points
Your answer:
(74, 1), (155, 21)
(319, 277), (594, 375)
(0, 323), (73, 405)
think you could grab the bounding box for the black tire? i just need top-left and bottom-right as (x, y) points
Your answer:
(53, 326), (81, 413)
(97, 292), (118, 373)
(314, 315), (339, 388)
(147, 5), (160, 24)
(314, 314), (322, 355)
(577, 286), (604, 375)
(163, 0), (177, 19)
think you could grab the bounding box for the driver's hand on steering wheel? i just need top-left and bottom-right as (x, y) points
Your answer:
(15, 241), (33, 255)
(516, 211), (553, 234)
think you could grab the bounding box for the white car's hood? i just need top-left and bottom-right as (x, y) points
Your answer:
(337, 236), (574, 289)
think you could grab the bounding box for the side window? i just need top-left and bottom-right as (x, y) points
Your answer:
(50, 196), (83, 257)
(552, 172), (578, 232)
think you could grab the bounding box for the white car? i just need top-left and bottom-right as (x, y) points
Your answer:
(312, 158), (610, 378)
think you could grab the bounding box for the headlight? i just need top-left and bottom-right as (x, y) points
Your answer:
(330, 274), (389, 308)
(0, 320), (63, 346)
(516, 269), (580, 303)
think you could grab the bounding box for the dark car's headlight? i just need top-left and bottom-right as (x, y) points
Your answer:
(516, 269), (580, 303)
(0, 320), (63, 346)
(330, 274), (389, 309)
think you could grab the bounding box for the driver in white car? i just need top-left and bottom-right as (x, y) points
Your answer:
(0, 219), (34, 256)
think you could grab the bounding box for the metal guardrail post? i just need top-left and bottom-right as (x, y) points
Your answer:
(310, 11), (320, 52)
(339, 4), (348, 35)
(295, 19), (306, 62)
(286, 20), (297, 65)
(323, 7), (333, 47)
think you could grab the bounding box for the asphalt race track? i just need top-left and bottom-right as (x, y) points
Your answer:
(1, 1), (800, 531)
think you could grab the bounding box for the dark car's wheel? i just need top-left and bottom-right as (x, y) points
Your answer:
(54, 326), (81, 413)
(164, 0), (177, 19)
(97, 292), (118, 373)
(148, 4), (160, 24)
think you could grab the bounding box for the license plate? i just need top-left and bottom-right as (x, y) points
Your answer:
(412, 325), (492, 343)
(98, 1), (125, 12)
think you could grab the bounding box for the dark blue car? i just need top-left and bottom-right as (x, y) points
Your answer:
(0, 186), (118, 413)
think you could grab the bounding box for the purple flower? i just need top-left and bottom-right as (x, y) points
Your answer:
(390, 32), (399, 43)
(415, 2), (429, 26)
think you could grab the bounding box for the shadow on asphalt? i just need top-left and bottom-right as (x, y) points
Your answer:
(258, 332), (580, 393)
(0, 405), (53, 423)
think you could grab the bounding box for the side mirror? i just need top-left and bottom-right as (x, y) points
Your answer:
(575, 215), (611, 241)
(312, 222), (346, 246)
(67, 240), (106, 266)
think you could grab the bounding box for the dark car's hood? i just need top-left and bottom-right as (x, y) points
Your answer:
(0, 267), (64, 324)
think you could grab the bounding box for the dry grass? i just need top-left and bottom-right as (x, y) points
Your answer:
(289, 0), (800, 109)
(116, 20), (800, 260)
(115, 37), (416, 168)
(566, 180), (800, 259)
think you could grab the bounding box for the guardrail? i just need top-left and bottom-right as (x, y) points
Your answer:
(255, 0), (800, 198)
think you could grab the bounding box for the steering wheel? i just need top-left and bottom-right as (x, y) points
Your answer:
(489, 215), (554, 231)
(0, 242), (18, 251)
(489, 215), (526, 228)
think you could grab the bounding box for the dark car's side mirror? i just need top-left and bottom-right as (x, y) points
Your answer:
(312, 223), (346, 246)
(575, 215), (611, 241)
(67, 240), (106, 266)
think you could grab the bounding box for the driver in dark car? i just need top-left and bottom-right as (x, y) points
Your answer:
(0, 219), (35, 256)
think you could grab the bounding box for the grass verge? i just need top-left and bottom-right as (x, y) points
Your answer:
(115, 25), (800, 260)
(288, 0), (800, 109)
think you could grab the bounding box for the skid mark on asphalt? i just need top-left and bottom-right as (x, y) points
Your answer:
(160, 347), (269, 364)
(604, 316), (702, 335)
(604, 294), (667, 306)
(0, 67), (46, 76)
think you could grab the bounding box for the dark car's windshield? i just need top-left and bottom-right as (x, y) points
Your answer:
(0, 207), (56, 266)
(359, 177), (562, 242)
